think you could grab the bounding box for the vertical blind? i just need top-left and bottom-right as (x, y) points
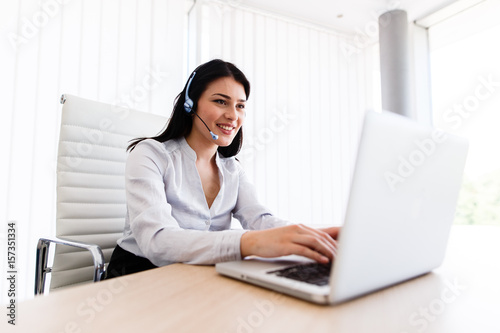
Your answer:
(192, 1), (379, 227)
(0, 0), (185, 303)
(0, 0), (380, 303)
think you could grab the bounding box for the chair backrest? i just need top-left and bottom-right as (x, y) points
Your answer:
(50, 94), (167, 290)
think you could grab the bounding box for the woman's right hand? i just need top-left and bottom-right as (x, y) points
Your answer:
(240, 224), (339, 264)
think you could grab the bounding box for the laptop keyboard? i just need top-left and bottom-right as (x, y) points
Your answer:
(267, 262), (332, 286)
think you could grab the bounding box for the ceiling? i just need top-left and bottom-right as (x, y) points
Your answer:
(239, 0), (459, 33)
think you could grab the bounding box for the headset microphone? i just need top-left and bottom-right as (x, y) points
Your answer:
(184, 71), (219, 140)
(194, 113), (219, 140)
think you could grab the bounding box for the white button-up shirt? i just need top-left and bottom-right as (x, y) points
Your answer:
(118, 138), (288, 266)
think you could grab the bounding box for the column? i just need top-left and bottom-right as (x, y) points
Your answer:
(378, 9), (413, 118)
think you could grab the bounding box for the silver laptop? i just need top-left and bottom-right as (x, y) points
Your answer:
(216, 110), (469, 305)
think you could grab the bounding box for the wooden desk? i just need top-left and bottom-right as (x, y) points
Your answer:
(11, 226), (500, 333)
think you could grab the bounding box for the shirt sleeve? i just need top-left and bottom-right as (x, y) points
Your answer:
(232, 165), (289, 230)
(125, 141), (246, 266)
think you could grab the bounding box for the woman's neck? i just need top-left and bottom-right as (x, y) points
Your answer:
(185, 133), (218, 163)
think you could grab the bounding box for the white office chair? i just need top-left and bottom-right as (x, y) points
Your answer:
(34, 94), (167, 295)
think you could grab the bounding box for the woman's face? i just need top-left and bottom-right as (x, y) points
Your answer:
(193, 76), (247, 147)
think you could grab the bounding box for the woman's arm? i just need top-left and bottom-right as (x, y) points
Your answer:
(126, 141), (245, 266)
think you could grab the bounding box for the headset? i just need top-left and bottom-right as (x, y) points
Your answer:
(184, 72), (219, 140)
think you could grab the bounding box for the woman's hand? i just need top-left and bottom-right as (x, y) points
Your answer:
(240, 224), (340, 264)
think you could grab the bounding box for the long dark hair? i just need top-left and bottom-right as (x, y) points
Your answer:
(127, 59), (250, 157)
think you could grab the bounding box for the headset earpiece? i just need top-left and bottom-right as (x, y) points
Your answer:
(184, 72), (196, 113)
(183, 71), (219, 140)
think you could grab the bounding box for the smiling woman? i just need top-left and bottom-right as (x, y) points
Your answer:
(187, 75), (247, 208)
(126, 59), (250, 157)
(104, 59), (340, 279)
(187, 76), (247, 151)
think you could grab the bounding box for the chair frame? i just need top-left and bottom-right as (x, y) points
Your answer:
(34, 237), (106, 296)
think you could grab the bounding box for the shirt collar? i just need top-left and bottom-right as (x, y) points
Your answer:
(179, 136), (222, 164)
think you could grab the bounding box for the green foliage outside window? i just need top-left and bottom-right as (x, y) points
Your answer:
(455, 169), (500, 225)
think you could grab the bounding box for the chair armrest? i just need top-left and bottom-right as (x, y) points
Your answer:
(35, 237), (106, 295)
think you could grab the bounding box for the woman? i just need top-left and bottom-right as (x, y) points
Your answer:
(106, 59), (339, 279)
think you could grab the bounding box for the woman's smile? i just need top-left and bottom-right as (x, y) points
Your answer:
(216, 123), (236, 134)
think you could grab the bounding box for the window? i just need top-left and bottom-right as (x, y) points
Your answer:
(429, 1), (500, 225)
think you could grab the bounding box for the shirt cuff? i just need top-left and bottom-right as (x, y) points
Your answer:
(217, 229), (247, 262)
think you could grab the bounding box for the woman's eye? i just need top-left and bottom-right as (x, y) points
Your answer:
(237, 104), (246, 110)
(214, 99), (226, 105)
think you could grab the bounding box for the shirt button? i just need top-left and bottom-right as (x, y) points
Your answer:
(205, 220), (210, 225)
